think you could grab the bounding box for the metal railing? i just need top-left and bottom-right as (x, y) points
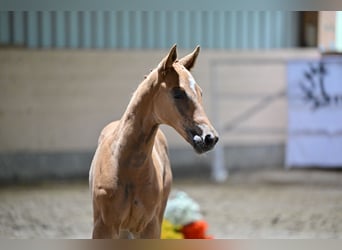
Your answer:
(209, 58), (288, 182)
(0, 11), (299, 49)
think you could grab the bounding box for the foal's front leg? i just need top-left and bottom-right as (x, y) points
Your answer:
(92, 201), (120, 238)
(92, 217), (119, 238)
(140, 217), (161, 239)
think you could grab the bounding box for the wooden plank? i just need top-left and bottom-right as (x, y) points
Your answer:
(82, 11), (91, 48)
(27, 11), (38, 48)
(40, 11), (51, 48)
(13, 11), (24, 46)
(55, 11), (65, 48)
(69, 11), (78, 48)
(0, 11), (10, 44)
(107, 11), (117, 48)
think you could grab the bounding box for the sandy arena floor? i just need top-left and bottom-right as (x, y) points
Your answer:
(0, 168), (341, 239)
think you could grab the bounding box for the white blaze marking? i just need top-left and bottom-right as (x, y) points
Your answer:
(188, 73), (197, 95)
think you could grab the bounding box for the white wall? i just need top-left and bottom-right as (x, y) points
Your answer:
(0, 48), (320, 154)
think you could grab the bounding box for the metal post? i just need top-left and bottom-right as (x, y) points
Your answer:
(210, 62), (228, 182)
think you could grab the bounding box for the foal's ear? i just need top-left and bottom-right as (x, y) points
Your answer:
(158, 44), (177, 73)
(179, 46), (200, 70)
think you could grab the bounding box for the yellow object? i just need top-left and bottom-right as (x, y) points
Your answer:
(161, 219), (183, 239)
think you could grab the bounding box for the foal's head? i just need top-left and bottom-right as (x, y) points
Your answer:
(152, 45), (218, 154)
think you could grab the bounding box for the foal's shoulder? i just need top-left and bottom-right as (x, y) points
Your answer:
(98, 120), (120, 145)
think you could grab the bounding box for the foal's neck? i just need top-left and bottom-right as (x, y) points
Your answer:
(116, 73), (159, 168)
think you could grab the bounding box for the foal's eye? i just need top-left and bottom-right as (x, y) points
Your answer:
(172, 88), (187, 100)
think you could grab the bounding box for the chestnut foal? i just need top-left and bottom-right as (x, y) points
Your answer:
(89, 45), (218, 239)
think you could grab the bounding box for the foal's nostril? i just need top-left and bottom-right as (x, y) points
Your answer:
(204, 134), (215, 146)
(204, 134), (219, 148)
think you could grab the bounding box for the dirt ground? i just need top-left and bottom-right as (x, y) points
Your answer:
(0, 168), (341, 239)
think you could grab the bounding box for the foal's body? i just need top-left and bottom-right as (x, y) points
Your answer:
(89, 45), (218, 238)
(89, 83), (172, 238)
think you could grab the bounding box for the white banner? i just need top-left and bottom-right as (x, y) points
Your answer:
(286, 56), (342, 167)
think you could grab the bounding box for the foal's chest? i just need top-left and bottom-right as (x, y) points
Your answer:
(117, 180), (162, 231)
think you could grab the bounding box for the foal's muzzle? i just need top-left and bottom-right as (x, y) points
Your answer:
(188, 125), (219, 154)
